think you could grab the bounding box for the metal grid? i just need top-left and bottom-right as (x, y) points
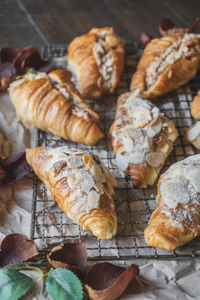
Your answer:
(30, 43), (200, 260)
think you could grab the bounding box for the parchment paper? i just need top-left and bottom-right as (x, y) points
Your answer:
(0, 57), (200, 299)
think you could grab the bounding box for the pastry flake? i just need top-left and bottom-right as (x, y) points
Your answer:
(110, 90), (178, 188)
(26, 146), (117, 240)
(9, 69), (103, 145)
(144, 155), (200, 250)
(130, 33), (200, 99)
(68, 27), (125, 99)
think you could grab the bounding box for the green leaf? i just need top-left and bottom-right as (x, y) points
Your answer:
(46, 268), (83, 300)
(6, 260), (44, 271)
(0, 268), (33, 300)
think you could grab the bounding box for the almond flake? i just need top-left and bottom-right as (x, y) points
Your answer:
(87, 190), (100, 211)
(146, 152), (165, 167)
(116, 153), (129, 171)
(187, 122), (200, 141)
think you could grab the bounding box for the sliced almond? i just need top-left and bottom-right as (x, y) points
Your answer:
(67, 175), (76, 189)
(116, 153), (129, 171)
(184, 165), (200, 193)
(151, 119), (162, 134)
(160, 181), (178, 208)
(115, 118), (122, 126)
(122, 136), (134, 152)
(146, 152), (165, 167)
(87, 190), (100, 211)
(126, 128), (143, 140)
(133, 106), (152, 128)
(147, 120), (162, 138)
(187, 122), (200, 141)
(160, 143), (170, 154)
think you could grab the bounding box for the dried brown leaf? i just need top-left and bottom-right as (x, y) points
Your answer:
(0, 46), (55, 91)
(84, 262), (139, 300)
(159, 18), (200, 36)
(47, 242), (87, 279)
(0, 234), (38, 267)
(3, 151), (33, 184)
(140, 33), (153, 45)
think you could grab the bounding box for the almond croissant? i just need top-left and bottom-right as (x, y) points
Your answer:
(26, 146), (117, 240)
(110, 90), (178, 188)
(68, 27), (125, 99)
(130, 33), (200, 99)
(144, 155), (200, 250)
(9, 69), (103, 145)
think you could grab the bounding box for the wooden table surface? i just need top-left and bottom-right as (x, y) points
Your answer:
(1, 0), (199, 48)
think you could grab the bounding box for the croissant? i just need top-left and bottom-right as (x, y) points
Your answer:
(68, 27), (125, 99)
(9, 69), (103, 145)
(185, 121), (200, 149)
(110, 90), (178, 188)
(144, 155), (200, 250)
(26, 146), (117, 240)
(191, 90), (200, 120)
(130, 33), (200, 99)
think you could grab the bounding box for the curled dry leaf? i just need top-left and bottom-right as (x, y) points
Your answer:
(84, 262), (139, 300)
(0, 233), (38, 267)
(159, 18), (200, 36)
(140, 33), (153, 46)
(0, 47), (21, 64)
(0, 46), (55, 91)
(2, 151), (33, 184)
(47, 242), (87, 279)
(0, 62), (16, 91)
(14, 47), (55, 74)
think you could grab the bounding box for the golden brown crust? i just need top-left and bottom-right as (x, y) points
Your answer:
(130, 34), (200, 99)
(191, 90), (200, 120)
(144, 166), (200, 250)
(26, 146), (117, 240)
(68, 27), (125, 99)
(110, 91), (178, 188)
(127, 163), (150, 187)
(9, 69), (103, 145)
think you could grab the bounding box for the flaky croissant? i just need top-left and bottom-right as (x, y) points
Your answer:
(144, 155), (200, 250)
(26, 146), (117, 240)
(191, 90), (200, 120)
(130, 33), (200, 99)
(110, 90), (178, 188)
(68, 27), (125, 99)
(9, 69), (103, 145)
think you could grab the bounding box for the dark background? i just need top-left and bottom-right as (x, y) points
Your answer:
(1, 0), (200, 47)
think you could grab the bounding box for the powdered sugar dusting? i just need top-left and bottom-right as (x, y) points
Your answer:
(160, 154), (200, 226)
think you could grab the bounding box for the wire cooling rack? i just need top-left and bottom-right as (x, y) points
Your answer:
(30, 43), (200, 260)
